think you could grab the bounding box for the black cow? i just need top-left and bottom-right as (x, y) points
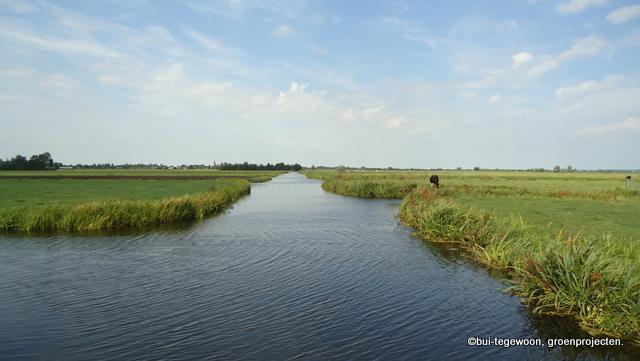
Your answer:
(429, 174), (440, 188)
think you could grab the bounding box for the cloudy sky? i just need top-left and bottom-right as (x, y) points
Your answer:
(1, 0), (639, 169)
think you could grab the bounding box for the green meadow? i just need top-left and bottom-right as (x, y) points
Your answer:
(0, 170), (282, 233)
(304, 169), (640, 342)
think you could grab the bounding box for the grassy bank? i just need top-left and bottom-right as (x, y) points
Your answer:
(0, 179), (250, 233)
(304, 170), (640, 341)
(0, 169), (281, 233)
(0, 178), (253, 210)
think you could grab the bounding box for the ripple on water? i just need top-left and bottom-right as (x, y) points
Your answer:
(0, 173), (636, 361)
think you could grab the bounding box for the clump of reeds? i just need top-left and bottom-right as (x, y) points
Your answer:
(398, 186), (640, 341)
(248, 176), (273, 183)
(0, 180), (250, 233)
(321, 179), (417, 198)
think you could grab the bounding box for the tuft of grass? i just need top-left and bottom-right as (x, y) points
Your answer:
(0, 179), (250, 233)
(321, 178), (417, 198)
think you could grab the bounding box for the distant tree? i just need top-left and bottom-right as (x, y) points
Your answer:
(553, 165), (561, 173)
(567, 165), (573, 172)
(214, 161), (302, 171)
(0, 152), (56, 170)
(456, 167), (462, 171)
(336, 165), (346, 173)
(473, 166), (480, 171)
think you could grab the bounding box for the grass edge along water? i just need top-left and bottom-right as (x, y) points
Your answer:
(400, 187), (640, 342)
(0, 179), (250, 233)
(305, 171), (640, 343)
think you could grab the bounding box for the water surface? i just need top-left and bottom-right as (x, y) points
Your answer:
(0, 173), (634, 360)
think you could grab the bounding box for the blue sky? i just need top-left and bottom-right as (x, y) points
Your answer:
(1, 0), (639, 169)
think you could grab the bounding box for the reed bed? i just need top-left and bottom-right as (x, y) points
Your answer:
(0, 179), (250, 233)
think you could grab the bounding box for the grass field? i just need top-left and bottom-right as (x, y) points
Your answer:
(453, 196), (640, 241)
(0, 170), (282, 233)
(306, 170), (639, 240)
(0, 179), (242, 210)
(303, 169), (640, 342)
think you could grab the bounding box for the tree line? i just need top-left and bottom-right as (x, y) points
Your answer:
(0, 153), (303, 171)
(0, 152), (60, 170)
(216, 162), (302, 171)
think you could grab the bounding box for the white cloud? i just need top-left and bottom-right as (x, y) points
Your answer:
(272, 24), (294, 38)
(363, 106), (384, 119)
(340, 105), (407, 131)
(384, 116), (404, 129)
(276, 82), (327, 113)
(0, 23), (121, 58)
(489, 94), (501, 104)
(606, 4), (640, 24)
(526, 35), (606, 78)
(342, 108), (357, 123)
(558, 35), (606, 60)
(555, 75), (622, 99)
(183, 28), (232, 55)
(576, 117), (640, 135)
(186, 0), (323, 23)
(556, 0), (609, 14)
(527, 60), (559, 78)
(512, 52), (533, 69)
(556, 81), (598, 99)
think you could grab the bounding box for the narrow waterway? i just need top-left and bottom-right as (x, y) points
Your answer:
(0, 173), (633, 360)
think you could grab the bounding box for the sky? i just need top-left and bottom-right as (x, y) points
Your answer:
(1, 0), (639, 169)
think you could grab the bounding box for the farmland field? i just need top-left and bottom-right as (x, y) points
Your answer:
(0, 170), (283, 233)
(304, 170), (639, 240)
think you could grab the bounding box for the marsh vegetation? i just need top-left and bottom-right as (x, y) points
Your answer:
(0, 170), (284, 233)
(304, 169), (640, 342)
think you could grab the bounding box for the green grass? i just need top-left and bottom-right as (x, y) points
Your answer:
(0, 179), (250, 233)
(305, 169), (637, 193)
(0, 170), (282, 233)
(453, 196), (640, 242)
(304, 170), (640, 342)
(0, 179), (243, 210)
